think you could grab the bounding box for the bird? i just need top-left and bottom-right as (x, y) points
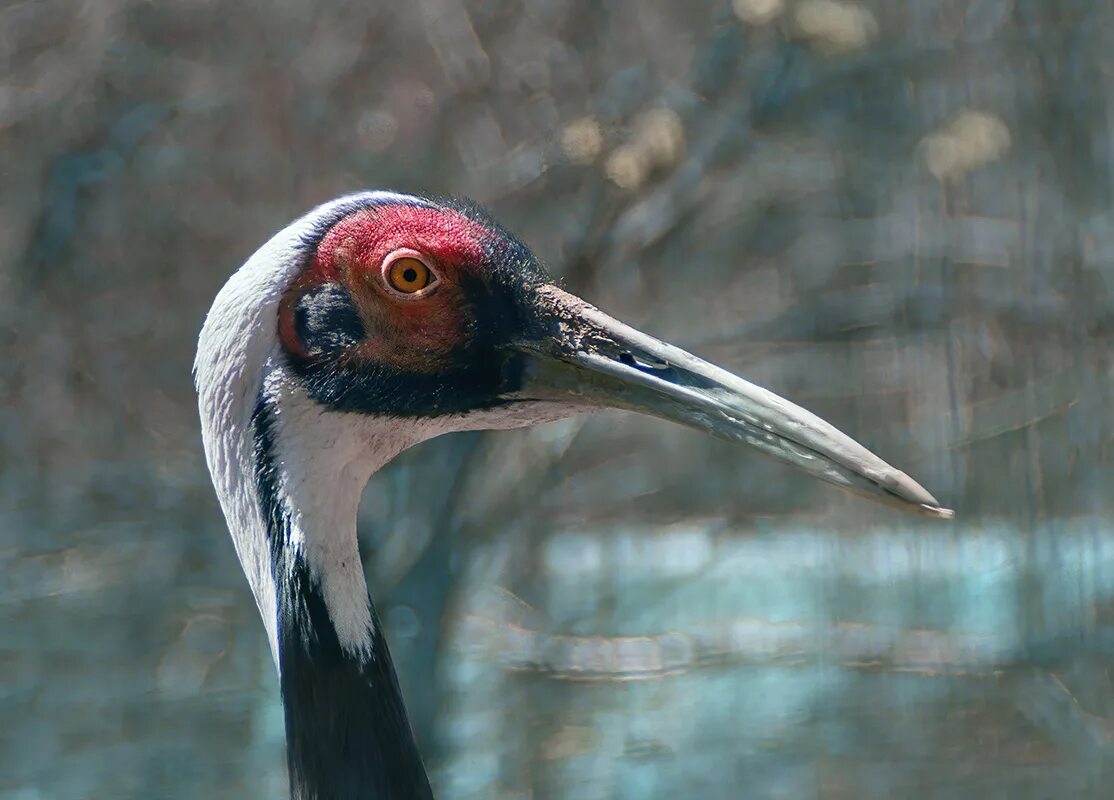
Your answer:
(194, 190), (952, 800)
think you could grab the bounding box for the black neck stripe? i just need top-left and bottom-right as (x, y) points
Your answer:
(251, 397), (434, 800)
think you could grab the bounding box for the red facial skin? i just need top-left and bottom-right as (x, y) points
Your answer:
(279, 205), (496, 372)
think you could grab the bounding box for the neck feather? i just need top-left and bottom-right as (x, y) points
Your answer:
(252, 385), (434, 800)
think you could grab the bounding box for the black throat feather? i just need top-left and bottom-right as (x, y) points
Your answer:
(251, 398), (434, 800)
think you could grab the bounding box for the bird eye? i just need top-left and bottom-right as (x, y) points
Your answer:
(385, 256), (435, 295)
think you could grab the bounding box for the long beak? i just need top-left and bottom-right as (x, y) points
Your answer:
(506, 286), (953, 520)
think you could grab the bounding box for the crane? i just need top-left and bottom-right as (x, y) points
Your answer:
(194, 191), (952, 799)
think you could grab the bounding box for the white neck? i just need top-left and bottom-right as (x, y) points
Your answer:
(258, 367), (423, 658)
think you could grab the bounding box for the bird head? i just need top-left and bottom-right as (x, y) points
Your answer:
(273, 196), (568, 423)
(246, 192), (949, 516)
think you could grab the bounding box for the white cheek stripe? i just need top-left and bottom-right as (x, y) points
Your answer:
(264, 370), (419, 660)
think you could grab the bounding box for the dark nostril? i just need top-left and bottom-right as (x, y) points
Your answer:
(618, 352), (637, 368)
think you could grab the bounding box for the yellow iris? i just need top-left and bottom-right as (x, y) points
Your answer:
(387, 257), (432, 293)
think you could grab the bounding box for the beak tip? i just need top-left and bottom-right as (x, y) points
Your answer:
(918, 503), (956, 521)
(885, 471), (953, 521)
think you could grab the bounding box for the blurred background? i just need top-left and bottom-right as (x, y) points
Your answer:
(4, 0), (1114, 797)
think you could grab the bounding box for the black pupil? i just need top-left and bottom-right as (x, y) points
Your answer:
(402, 267), (418, 283)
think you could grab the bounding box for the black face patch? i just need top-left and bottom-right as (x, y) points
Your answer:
(252, 400), (434, 800)
(293, 284), (366, 357)
(285, 197), (554, 419)
(284, 278), (530, 417)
